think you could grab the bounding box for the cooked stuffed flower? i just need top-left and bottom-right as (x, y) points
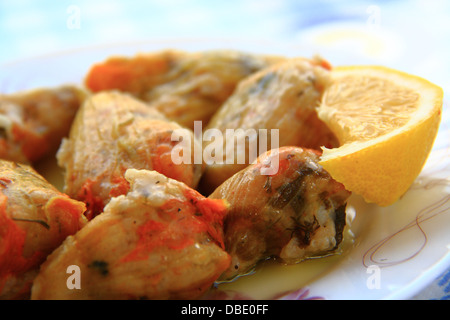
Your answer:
(209, 147), (351, 281)
(0, 160), (87, 300)
(85, 49), (284, 129)
(0, 86), (85, 163)
(31, 169), (230, 300)
(57, 91), (203, 220)
(200, 57), (339, 194)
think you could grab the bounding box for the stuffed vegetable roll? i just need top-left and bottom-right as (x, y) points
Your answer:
(57, 91), (203, 220)
(0, 160), (87, 299)
(31, 169), (230, 300)
(209, 147), (351, 281)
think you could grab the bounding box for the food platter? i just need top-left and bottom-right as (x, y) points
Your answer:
(1, 39), (449, 300)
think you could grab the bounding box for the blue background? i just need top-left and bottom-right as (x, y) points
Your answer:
(1, 0), (449, 91)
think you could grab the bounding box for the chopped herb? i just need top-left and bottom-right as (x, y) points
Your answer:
(289, 215), (319, 246)
(269, 167), (313, 209)
(306, 75), (316, 85)
(249, 72), (276, 95)
(88, 260), (109, 276)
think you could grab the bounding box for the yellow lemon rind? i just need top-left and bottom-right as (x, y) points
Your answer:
(318, 66), (443, 206)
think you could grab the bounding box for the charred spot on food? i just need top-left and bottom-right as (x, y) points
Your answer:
(269, 167), (314, 209)
(88, 260), (109, 276)
(333, 205), (347, 248)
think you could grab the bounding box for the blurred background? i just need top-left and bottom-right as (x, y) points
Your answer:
(0, 0), (449, 299)
(0, 0), (449, 91)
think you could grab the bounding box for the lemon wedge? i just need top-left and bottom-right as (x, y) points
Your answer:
(317, 65), (443, 206)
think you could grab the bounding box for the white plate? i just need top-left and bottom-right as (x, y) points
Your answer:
(1, 39), (449, 300)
